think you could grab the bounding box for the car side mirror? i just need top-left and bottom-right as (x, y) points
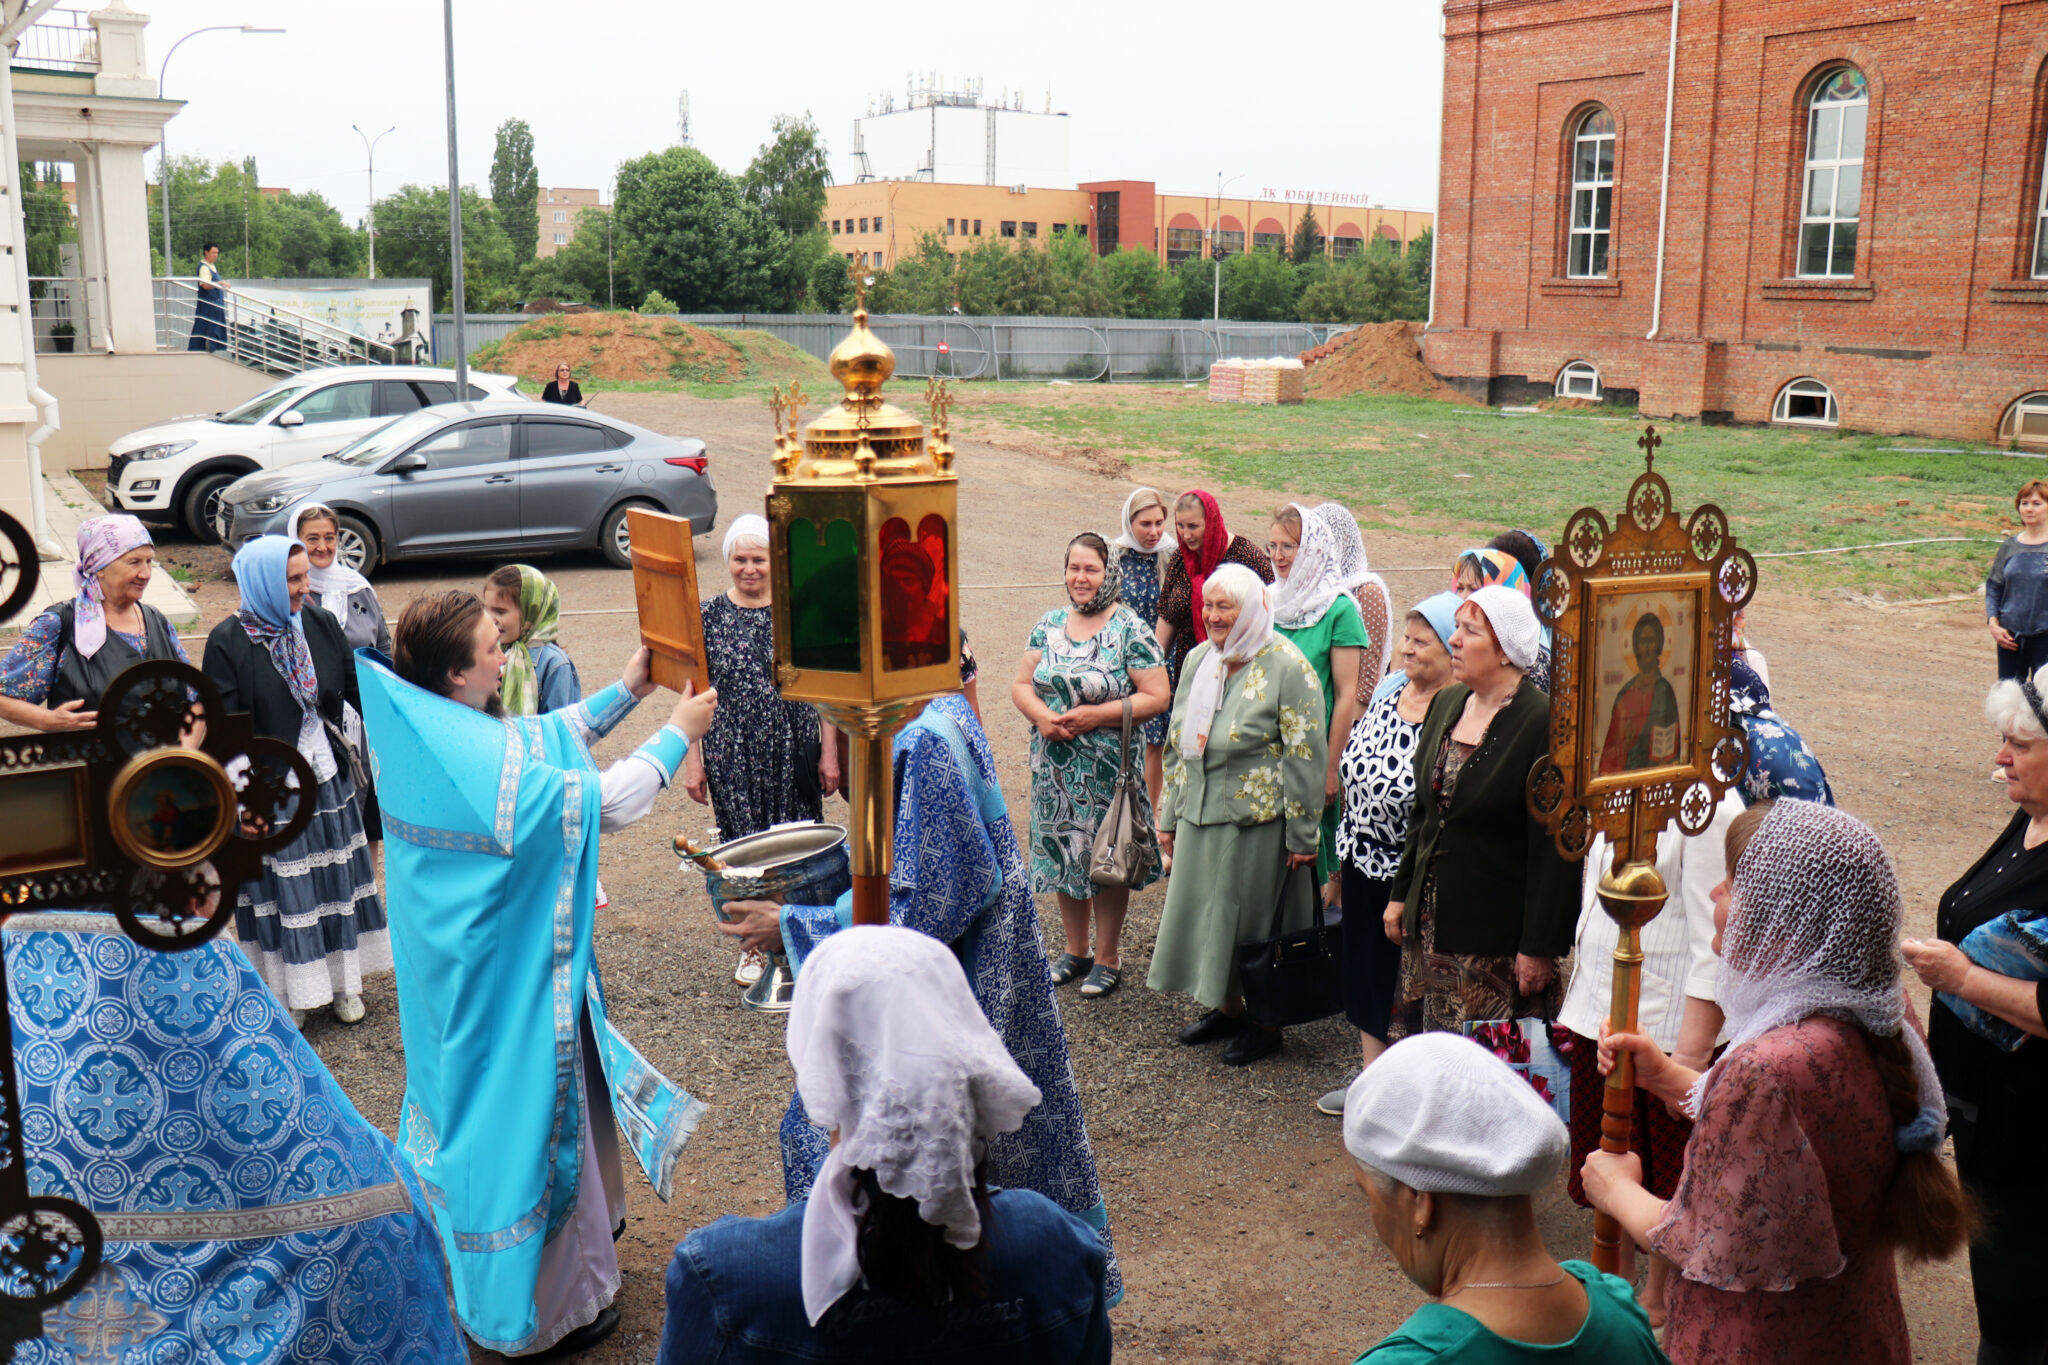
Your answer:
(276, 410), (305, 428)
(386, 452), (428, 474)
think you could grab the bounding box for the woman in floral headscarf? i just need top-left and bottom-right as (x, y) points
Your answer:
(1011, 531), (1169, 998)
(485, 563), (582, 716)
(0, 514), (188, 731)
(202, 535), (388, 1026)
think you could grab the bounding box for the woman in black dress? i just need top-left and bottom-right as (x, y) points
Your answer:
(541, 362), (584, 406)
(1903, 666), (2048, 1365)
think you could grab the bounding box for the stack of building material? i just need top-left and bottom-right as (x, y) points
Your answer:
(1208, 357), (1305, 405)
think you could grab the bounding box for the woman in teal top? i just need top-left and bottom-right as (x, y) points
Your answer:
(1342, 1034), (1668, 1365)
(1270, 503), (1367, 895)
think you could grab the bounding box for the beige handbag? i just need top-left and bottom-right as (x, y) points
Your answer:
(1089, 697), (1158, 888)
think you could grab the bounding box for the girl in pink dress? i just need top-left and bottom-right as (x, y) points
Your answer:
(1582, 800), (1973, 1365)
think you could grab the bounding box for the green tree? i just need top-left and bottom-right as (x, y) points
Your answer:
(614, 146), (786, 312)
(1173, 255), (1216, 320)
(1046, 228), (1112, 316)
(270, 192), (365, 277)
(741, 113), (832, 240)
(951, 238), (1011, 316)
(641, 288), (678, 313)
(1100, 245), (1177, 319)
(1289, 206), (1324, 266)
(994, 240), (1058, 316)
(369, 184), (514, 311)
(21, 162), (73, 278)
(517, 207), (630, 306)
(808, 249), (852, 313)
(870, 232), (955, 314)
(1405, 226), (1433, 310)
(489, 118), (539, 265)
(1220, 248), (1297, 321)
(1296, 251), (1423, 323)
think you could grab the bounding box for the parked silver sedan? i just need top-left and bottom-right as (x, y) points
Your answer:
(219, 403), (716, 573)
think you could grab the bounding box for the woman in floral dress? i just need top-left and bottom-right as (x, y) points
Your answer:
(1111, 488), (1174, 817)
(1149, 564), (1327, 1066)
(1010, 532), (1169, 998)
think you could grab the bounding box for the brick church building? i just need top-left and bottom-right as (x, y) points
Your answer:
(1423, 0), (2048, 446)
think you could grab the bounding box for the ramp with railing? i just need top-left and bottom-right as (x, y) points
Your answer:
(150, 278), (420, 375)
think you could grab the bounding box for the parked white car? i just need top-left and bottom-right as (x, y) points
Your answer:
(106, 365), (524, 541)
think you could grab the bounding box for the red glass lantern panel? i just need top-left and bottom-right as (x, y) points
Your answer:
(879, 514), (950, 672)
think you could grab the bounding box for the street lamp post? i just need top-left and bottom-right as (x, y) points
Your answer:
(352, 124), (395, 280)
(442, 0), (466, 391)
(604, 173), (617, 308)
(157, 25), (283, 276)
(1212, 171), (1243, 324)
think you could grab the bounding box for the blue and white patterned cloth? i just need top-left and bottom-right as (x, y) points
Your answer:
(776, 693), (1123, 1305)
(8, 913), (464, 1364)
(1729, 655), (1834, 807)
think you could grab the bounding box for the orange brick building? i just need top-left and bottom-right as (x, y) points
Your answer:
(1424, 0), (2048, 445)
(824, 180), (1430, 272)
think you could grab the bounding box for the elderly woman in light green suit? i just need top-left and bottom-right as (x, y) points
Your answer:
(1149, 562), (1328, 1067)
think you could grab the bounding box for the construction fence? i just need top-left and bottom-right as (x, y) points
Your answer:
(432, 313), (1354, 384)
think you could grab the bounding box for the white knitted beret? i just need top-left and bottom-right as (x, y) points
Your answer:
(1466, 584), (1543, 675)
(1342, 1033), (1568, 1197)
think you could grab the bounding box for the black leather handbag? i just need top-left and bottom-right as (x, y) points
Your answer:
(1235, 863), (1345, 1029)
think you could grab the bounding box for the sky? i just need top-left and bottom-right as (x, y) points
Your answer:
(131, 0), (1445, 227)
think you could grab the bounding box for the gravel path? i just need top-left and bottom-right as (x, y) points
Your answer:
(96, 388), (1990, 1362)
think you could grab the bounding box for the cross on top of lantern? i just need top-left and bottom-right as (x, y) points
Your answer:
(764, 267), (961, 711)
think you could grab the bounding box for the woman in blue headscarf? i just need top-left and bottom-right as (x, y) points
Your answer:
(202, 534), (389, 1026)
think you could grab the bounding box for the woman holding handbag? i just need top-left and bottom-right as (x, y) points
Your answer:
(1149, 564), (1327, 1066)
(1383, 587), (1577, 1041)
(1011, 532), (1170, 998)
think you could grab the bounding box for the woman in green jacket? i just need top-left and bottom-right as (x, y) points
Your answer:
(1384, 586), (1578, 1040)
(1149, 563), (1327, 1066)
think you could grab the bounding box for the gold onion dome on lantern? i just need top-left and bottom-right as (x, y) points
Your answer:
(785, 302), (945, 482)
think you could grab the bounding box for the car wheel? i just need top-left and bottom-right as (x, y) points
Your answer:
(335, 514), (381, 576)
(601, 500), (654, 570)
(182, 473), (240, 544)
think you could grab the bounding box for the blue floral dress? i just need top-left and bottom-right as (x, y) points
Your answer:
(1026, 604), (1165, 898)
(1117, 546), (1170, 745)
(1730, 655), (1833, 806)
(0, 609), (190, 702)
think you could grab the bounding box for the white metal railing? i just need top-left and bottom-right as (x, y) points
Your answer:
(27, 275), (96, 354)
(14, 8), (98, 72)
(153, 277), (416, 375)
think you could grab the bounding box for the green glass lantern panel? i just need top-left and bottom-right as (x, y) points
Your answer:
(787, 516), (861, 673)
(879, 514), (951, 672)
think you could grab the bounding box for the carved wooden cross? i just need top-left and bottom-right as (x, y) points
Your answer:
(1638, 424), (1661, 472)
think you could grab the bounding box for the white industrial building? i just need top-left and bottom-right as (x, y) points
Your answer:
(849, 77), (1071, 189)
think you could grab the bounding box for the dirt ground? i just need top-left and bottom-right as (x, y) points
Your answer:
(81, 387), (1997, 1362)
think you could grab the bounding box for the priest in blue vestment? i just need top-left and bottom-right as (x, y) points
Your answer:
(355, 590), (718, 1356)
(718, 691), (1123, 1304)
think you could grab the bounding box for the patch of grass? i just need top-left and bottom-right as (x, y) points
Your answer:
(968, 388), (2023, 597)
(163, 564), (194, 584)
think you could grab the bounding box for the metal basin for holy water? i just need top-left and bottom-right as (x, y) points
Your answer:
(678, 821), (851, 1012)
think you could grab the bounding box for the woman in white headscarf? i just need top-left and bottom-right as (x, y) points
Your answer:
(294, 503), (390, 654)
(1268, 503), (1368, 897)
(1314, 503), (1395, 702)
(657, 926), (1113, 1364)
(1110, 487), (1175, 812)
(1585, 800), (1973, 1365)
(1149, 563), (1328, 1066)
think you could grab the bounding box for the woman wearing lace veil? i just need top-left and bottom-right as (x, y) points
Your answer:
(1583, 800), (1972, 1364)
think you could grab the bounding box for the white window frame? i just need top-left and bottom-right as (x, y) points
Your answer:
(1772, 377), (1839, 427)
(1556, 361), (1601, 399)
(1999, 392), (2048, 447)
(553, 232), (567, 246)
(2034, 140), (2048, 278)
(1797, 69), (1868, 279)
(1567, 108), (1615, 278)
(554, 210), (568, 223)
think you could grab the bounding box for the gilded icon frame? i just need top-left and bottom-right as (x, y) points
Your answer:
(1527, 439), (1756, 864)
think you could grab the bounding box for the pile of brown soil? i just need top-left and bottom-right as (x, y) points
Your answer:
(1302, 321), (1480, 404)
(478, 313), (745, 384)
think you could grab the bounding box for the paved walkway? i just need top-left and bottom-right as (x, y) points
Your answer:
(12, 472), (200, 627)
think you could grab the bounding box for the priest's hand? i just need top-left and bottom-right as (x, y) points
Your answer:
(669, 683), (719, 741)
(718, 899), (783, 954)
(624, 646), (656, 700)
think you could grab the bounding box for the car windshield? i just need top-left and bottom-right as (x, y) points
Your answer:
(216, 385), (306, 425)
(331, 409), (447, 465)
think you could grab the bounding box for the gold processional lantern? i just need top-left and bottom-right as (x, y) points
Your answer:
(765, 279), (960, 926)
(1525, 426), (1756, 1275)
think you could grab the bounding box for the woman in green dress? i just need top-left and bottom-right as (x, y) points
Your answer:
(1269, 503), (1368, 904)
(1011, 532), (1170, 998)
(1150, 563), (1328, 1066)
